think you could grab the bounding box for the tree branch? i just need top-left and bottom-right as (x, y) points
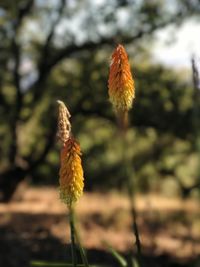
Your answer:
(34, 0), (65, 101)
(47, 11), (185, 71)
(27, 116), (57, 172)
(12, 0), (34, 32)
(40, 0), (65, 62)
(9, 38), (22, 164)
(29, 9), (186, 106)
(9, 0), (34, 164)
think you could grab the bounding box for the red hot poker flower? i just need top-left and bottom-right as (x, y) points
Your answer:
(108, 44), (135, 128)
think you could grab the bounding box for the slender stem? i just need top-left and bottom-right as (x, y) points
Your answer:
(119, 121), (142, 266)
(69, 205), (89, 267)
(69, 206), (77, 267)
(74, 228), (89, 267)
(126, 161), (142, 264)
(128, 187), (142, 258)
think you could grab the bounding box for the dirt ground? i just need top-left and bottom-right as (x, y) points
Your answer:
(0, 186), (200, 267)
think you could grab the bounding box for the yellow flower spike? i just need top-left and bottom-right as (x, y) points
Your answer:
(59, 137), (84, 207)
(108, 44), (135, 129)
(57, 101), (84, 207)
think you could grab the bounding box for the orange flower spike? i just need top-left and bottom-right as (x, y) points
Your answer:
(57, 100), (84, 207)
(108, 44), (135, 128)
(59, 137), (84, 207)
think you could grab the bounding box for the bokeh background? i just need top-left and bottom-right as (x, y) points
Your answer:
(0, 0), (200, 266)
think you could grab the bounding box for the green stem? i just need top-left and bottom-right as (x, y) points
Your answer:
(69, 205), (89, 267)
(69, 206), (77, 267)
(119, 123), (142, 266)
(74, 228), (89, 267)
(128, 187), (142, 259)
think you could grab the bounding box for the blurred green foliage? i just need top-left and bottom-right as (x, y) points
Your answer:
(27, 52), (198, 198)
(0, 0), (200, 200)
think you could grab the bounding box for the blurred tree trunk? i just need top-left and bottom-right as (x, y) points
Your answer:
(0, 167), (27, 202)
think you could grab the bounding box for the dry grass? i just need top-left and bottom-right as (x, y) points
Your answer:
(0, 186), (200, 266)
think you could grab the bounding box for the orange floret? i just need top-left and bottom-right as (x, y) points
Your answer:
(59, 137), (84, 206)
(108, 44), (135, 128)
